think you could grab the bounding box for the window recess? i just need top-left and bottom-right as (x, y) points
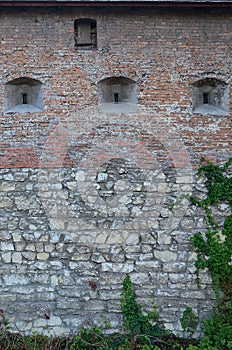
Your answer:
(74, 18), (97, 50)
(4, 77), (43, 114)
(192, 78), (229, 116)
(98, 76), (138, 114)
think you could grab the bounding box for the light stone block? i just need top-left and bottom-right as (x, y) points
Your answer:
(1, 242), (14, 251)
(154, 251), (177, 262)
(37, 253), (49, 261)
(12, 252), (22, 264)
(0, 182), (16, 191)
(0, 197), (13, 208)
(2, 252), (12, 263)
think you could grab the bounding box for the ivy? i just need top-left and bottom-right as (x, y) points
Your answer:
(190, 157), (232, 300)
(190, 157), (232, 349)
(181, 307), (198, 339)
(120, 275), (163, 337)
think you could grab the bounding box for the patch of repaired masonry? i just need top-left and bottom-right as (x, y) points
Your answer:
(38, 110), (193, 244)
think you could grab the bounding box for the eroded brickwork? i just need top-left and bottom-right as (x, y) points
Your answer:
(0, 5), (232, 336)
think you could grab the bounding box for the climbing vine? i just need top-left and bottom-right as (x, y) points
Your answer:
(120, 275), (162, 337)
(190, 157), (232, 349)
(190, 157), (232, 301)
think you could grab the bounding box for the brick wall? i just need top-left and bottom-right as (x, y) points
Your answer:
(0, 5), (231, 336)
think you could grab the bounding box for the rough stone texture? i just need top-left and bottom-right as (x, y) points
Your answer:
(0, 4), (232, 337)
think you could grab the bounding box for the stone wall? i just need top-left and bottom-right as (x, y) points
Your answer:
(0, 4), (232, 336)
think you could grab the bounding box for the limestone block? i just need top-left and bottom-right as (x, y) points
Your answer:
(28, 223), (37, 231)
(12, 286), (34, 297)
(16, 321), (33, 332)
(125, 233), (140, 245)
(51, 275), (59, 285)
(8, 217), (19, 230)
(69, 261), (97, 275)
(180, 217), (195, 229)
(2, 173), (14, 181)
(154, 251), (177, 262)
(22, 252), (36, 260)
(157, 183), (170, 192)
(176, 176), (193, 184)
(160, 208), (173, 218)
(25, 243), (36, 251)
(33, 315), (62, 328)
(39, 234), (49, 243)
(15, 195), (40, 211)
(100, 290), (122, 300)
(159, 218), (180, 231)
(34, 261), (48, 270)
(37, 253), (49, 261)
(3, 274), (29, 286)
(36, 243), (44, 252)
(91, 252), (106, 263)
(84, 300), (106, 311)
(19, 218), (29, 230)
(50, 232), (62, 243)
(0, 197), (13, 208)
(31, 273), (49, 284)
(44, 244), (55, 253)
(66, 244), (76, 253)
(109, 253), (125, 263)
(0, 182), (16, 191)
(55, 243), (64, 253)
(12, 233), (23, 242)
(2, 252), (12, 263)
(47, 326), (69, 336)
(14, 172), (29, 182)
(139, 253), (153, 261)
(75, 171), (86, 182)
(163, 261), (186, 273)
(101, 262), (134, 273)
(130, 272), (149, 285)
(12, 252), (22, 264)
(64, 181), (77, 191)
(71, 253), (91, 261)
(181, 291), (208, 300)
(157, 232), (171, 245)
(50, 260), (63, 269)
(0, 294), (16, 302)
(1, 242), (14, 251)
(135, 260), (161, 272)
(141, 245), (153, 253)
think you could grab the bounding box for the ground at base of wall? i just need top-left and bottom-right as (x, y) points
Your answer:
(0, 329), (200, 350)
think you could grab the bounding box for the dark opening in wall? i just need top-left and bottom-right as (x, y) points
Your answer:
(98, 76), (138, 114)
(192, 78), (229, 116)
(4, 77), (43, 114)
(74, 18), (97, 50)
(114, 93), (119, 103)
(203, 92), (209, 104)
(22, 93), (28, 104)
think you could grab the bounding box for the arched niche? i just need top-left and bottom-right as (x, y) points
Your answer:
(98, 76), (138, 114)
(192, 78), (229, 116)
(4, 77), (43, 114)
